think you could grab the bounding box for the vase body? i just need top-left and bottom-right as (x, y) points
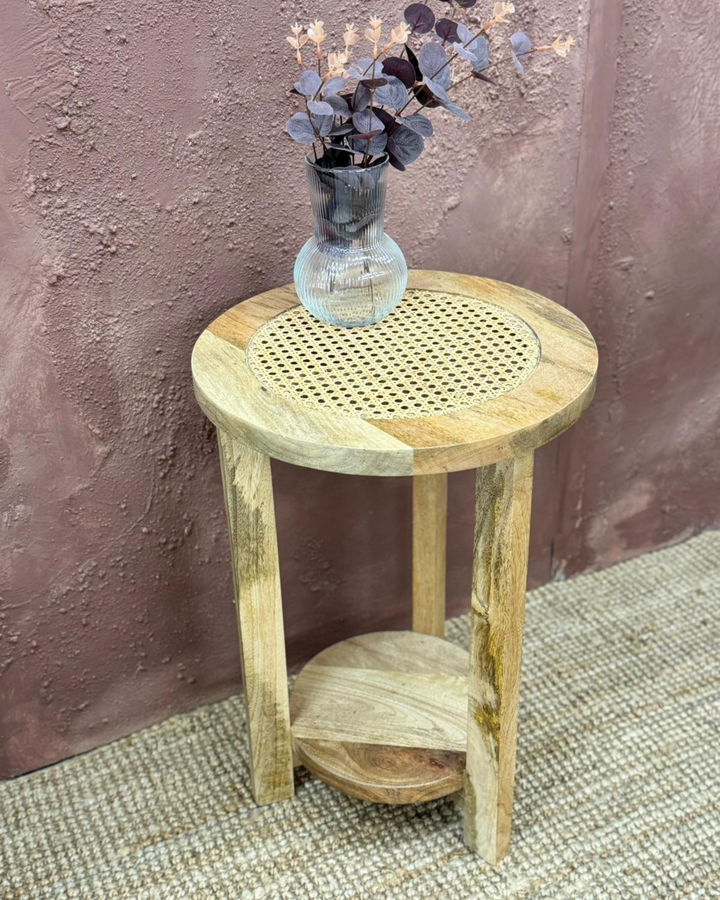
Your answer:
(294, 155), (408, 328)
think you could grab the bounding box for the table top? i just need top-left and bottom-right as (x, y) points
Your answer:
(191, 270), (598, 476)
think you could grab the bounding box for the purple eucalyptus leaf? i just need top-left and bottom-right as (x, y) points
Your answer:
(348, 131), (388, 155)
(328, 122), (355, 135)
(438, 97), (470, 121)
(412, 83), (441, 108)
(353, 81), (371, 112)
(322, 76), (346, 95)
(454, 36), (489, 69)
(423, 76), (450, 103)
(455, 0), (477, 7)
(350, 129), (382, 139)
(360, 77), (389, 90)
(456, 23), (474, 43)
(422, 77), (469, 120)
(471, 70), (497, 85)
(435, 19), (459, 45)
(284, 112), (318, 144)
(308, 99), (334, 116)
(334, 165), (383, 189)
(345, 210), (384, 232)
(399, 112), (434, 137)
(352, 108), (385, 134)
(295, 70), (322, 97)
(347, 58), (384, 79)
(373, 74), (408, 110)
(453, 43), (476, 62)
(454, 25), (489, 70)
(404, 3), (435, 34)
(405, 44), (422, 79)
(382, 57), (416, 89)
(387, 124), (425, 167)
(323, 93), (351, 116)
(471, 35), (489, 71)
(375, 107), (400, 134)
(418, 42), (451, 89)
(511, 31), (532, 57)
(510, 31), (532, 75)
(312, 113), (334, 136)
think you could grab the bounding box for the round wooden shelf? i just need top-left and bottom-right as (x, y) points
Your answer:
(290, 631), (470, 804)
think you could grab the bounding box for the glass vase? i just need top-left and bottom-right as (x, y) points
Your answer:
(293, 154), (408, 328)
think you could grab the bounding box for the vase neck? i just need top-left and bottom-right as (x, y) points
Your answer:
(306, 160), (388, 248)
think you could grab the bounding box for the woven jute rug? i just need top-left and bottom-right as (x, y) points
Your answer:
(2, 533), (720, 899)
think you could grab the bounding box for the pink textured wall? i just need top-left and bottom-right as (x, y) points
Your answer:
(1, 0), (718, 778)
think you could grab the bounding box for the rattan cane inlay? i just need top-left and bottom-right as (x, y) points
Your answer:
(246, 289), (540, 420)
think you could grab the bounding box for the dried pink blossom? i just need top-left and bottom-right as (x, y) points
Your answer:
(390, 22), (411, 45)
(550, 35), (575, 57)
(364, 16), (382, 58)
(492, 2), (515, 22)
(327, 50), (349, 77)
(307, 20), (327, 59)
(286, 23), (309, 66)
(343, 23), (360, 49)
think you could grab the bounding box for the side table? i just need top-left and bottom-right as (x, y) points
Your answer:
(191, 270), (597, 864)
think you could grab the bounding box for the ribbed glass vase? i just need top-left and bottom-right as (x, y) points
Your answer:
(294, 154), (408, 328)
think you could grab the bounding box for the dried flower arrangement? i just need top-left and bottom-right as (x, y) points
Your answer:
(284, 2), (574, 171)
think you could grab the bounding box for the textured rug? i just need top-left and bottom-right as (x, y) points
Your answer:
(2, 533), (720, 900)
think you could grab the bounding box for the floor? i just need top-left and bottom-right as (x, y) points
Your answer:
(1, 532), (719, 899)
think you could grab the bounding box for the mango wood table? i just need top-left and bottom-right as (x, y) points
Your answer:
(191, 270), (597, 865)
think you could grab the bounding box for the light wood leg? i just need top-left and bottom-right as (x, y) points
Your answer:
(412, 472), (448, 638)
(463, 453), (533, 864)
(218, 431), (294, 805)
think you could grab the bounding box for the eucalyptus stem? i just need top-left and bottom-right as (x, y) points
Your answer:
(448, 72), (474, 92)
(304, 99), (327, 156)
(431, 24), (490, 82)
(482, 46), (543, 74)
(394, 25), (487, 117)
(362, 57), (378, 167)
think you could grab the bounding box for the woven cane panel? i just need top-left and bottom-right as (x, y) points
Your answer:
(246, 289), (540, 420)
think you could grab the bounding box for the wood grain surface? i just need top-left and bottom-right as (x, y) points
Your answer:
(464, 453), (534, 864)
(290, 630), (470, 804)
(196, 272), (597, 859)
(413, 473), (448, 638)
(192, 271), (598, 476)
(294, 740), (466, 804)
(218, 431), (294, 805)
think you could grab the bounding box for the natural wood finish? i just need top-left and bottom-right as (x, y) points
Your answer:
(218, 432), (294, 805)
(191, 271), (598, 477)
(193, 271), (597, 859)
(305, 629), (468, 676)
(292, 665), (468, 750)
(295, 740), (466, 804)
(463, 453), (534, 864)
(413, 473), (448, 638)
(291, 631), (470, 803)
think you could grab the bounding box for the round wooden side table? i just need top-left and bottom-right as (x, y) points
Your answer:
(191, 270), (598, 865)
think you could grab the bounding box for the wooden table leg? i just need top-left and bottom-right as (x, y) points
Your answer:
(463, 453), (533, 864)
(412, 472), (448, 638)
(218, 430), (294, 805)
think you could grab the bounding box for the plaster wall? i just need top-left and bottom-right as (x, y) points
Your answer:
(1, 0), (717, 778)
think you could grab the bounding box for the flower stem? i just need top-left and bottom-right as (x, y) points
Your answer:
(304, 99), (327, 156)
(362, 59), (377, 167)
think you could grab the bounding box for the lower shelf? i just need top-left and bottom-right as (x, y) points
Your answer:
(290, 630), (470, 804)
